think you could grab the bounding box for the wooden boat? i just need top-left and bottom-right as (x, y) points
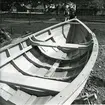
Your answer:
(0, 18), (98, 105)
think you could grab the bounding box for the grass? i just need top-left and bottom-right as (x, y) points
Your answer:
(0, 20), (56, 39)
(0, 20), (56, 47)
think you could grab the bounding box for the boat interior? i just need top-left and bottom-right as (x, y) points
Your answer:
(0, 19), (94, 105)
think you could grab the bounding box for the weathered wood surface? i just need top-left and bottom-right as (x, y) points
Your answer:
(45, 19), (99, 105)
(45, 60), (61, 77)
(30, 38), (92, 50)
(0, 18), (98, 105)
(0, 73), (69, 92)
(0, 46), (32, 67)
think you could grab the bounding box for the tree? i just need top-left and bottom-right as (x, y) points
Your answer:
(91, 0), (104, 10)
(81, 0), (104, 10)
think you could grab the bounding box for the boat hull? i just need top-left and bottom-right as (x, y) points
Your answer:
(0, 18), (98, 105)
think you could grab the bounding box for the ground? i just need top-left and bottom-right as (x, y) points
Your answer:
(85, 29), (105, 104)
(0, 19), (105, 104)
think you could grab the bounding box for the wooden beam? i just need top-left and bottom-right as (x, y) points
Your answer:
(30, 38), (92, 50)
(0, 46), (32, 67)
(0, 73), (69, 93)
(45, 60), (61, 77)
(34, 33), (54, 42)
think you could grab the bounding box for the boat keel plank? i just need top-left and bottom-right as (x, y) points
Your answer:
(0, 73), (69, 92)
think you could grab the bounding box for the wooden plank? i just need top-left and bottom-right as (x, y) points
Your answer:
(0, 83), (15, 95)
(45, 60), (61, 77)
(0, 88), (13, 101)
(9, 90), (31, 105)
(24, 51), (50, 67)
(0, 73), (69, 92)
(52, 71), (68, 78)
(0, 46), (32, 67)
(0, 63), (22, 75)
(27, 65), (39, 74)
(13, 55), (38, 73)
(35, 68), (48, 76)
(34, 34), (54, 42)
(0, 51), (8, 63)
(9, 45), (21, 56)
(63, 78), (88, 105)
(25, 95), (37, 105)
(39, 46), (67, 60)
(0, 83), (15, 101)
(34, 96), (52, 105)
(30, 38), (92, 50)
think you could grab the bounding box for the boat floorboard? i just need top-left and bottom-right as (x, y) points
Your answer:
(25, 95), (37, 105)
(9, 90), (31, 105)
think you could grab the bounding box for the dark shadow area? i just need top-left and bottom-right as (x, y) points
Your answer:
(92, 28), (105, 45)
(89, 76), (105, 87)
(102, 100), (105, 104)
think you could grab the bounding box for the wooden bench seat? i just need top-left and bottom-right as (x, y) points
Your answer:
(0, 73), (69, 93)
(30, 38), (92, 50)
(34, 34), (54, 42)
(39, 46), (67, 60)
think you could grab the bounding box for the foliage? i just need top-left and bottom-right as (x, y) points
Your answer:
(89, 0), (104, 9)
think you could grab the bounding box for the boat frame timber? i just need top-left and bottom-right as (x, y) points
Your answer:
(0, 18), (98, 105)
(29, 37), (93, 50)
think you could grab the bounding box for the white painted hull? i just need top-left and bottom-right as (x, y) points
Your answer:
(0, 18), (98, 105)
